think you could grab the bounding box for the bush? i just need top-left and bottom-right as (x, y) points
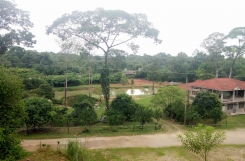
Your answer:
(65, 140), (94, 161)
(36, 83), (55, 100)
(24, 97), (53, 129)
(49, 75), (82, 87)
(110, 94), (138, 121)
(22, 77), (44, 90)
(164, 100), (200, 125)
(71, 101), (98, 131)
(67, 94), (98, 107)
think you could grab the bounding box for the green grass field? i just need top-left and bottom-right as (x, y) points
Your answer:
(216, 114), (245, 129)
(21, 144), (245, 161)
(134, 95), (154, 107)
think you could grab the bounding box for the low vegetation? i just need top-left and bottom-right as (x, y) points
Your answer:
(179, 124), (225, 161)
(21, 144), (245, 161)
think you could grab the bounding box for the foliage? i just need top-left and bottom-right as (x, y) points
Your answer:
(192, 92), (223, 124)
(23, 77), (44, 90)
(201, 32), (226, 78)
(153, 108), (163, 129)
(92, 86), (103, 102)
(36, 83), (55, 100)
(0, 68), (26, 160)
(71, 102), (98, 131)
(66, 140), (79, 161)
(101, 66), (110, 108)
(24, 97), (53, 129)
(67, 94), (98, 107)
(152, 85), (185, 109)
(65, 139), (95, 161)
(224, 27), (245, 78)
(50, 106), (68, 127)
(196, 62), (215, 80)
(47, 8), (161, 59)
(111, 94), (138, 121)
(134, 105), (153, 130)
(178, 124), (225, 161)
(47, 8), (161, 109)
(0, 0), (35, 56)
(164, 99), (200, 125)
(120, 73), (129, 85)
(153, 108), (163, 123)
(48, 75), (82, 87)
(106, 108), (126, 127)
(185, 106), (201, 125)
(108, 49), (127, 72)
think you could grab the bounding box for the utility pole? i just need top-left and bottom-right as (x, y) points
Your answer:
(64, 54), (68, 107)
(88, 49), (92, 97)
(88, 65), (91, 97)
(152, 73), (155, 95)
(184, 77), (188, 126)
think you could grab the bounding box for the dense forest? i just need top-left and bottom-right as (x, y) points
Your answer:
(1, 44), (245, 88)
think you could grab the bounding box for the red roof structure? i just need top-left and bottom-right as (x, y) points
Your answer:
(182, 78), (245, 91)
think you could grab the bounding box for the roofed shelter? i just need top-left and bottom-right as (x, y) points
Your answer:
(180, 78), (245, 115)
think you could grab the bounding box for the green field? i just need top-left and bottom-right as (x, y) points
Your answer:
(20, 145), (245, 161)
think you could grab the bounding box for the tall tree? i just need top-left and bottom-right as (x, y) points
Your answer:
(0, 67), (26, 160)
(0, 0), (35, 58)
(224, 27), (245, 78)
(151, 85), (185, 109)
(47, 8), (161, 108)
(192, 92), (223, 124)
(201, 32), (226, 78)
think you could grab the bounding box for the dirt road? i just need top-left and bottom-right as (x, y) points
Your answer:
(22, 129), (245, 151)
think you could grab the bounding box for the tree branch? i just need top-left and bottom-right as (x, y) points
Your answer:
(111, 37), (134, 48)
(71, 32), (106, 54)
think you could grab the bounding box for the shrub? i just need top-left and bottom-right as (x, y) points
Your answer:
(110, 94), (138, 121)
(67, 94), (98, 107)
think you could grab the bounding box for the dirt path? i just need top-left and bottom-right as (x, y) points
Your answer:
(159, 119), (184, 133)
(22, 129), (245, 152)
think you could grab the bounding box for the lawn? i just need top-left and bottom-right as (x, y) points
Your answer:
(217, 114), (245, 129)
(20, 145), (245, 161)
(134, 95), (154, 107)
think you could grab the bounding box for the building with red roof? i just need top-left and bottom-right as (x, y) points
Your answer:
(181, 78), (245, 115)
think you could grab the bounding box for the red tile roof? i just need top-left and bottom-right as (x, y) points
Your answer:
(186, 78), (245, 91)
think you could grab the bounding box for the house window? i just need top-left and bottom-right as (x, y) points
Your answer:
(227, 104), (233, 110)
(239, 103), (244, 109)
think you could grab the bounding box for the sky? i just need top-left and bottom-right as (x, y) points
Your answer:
(14, 0), (245, 56)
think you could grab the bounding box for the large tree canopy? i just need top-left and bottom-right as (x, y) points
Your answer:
(47, 8), (161, 63)
(0, 0), (36, 56)
(47, 8), (161, 108)
(201, 32), (226, 78)
(224, 27), (245, 78)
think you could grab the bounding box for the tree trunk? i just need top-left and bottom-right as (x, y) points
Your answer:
(65, 66), (68, 107)
(88, 66), (91, 97)
(101, 65), (110, 108)
(229, 53), (239, 78)
(215, 69), (219, 78)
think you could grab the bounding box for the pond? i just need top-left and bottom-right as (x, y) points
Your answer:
(110, 87), (158, 96)
(55, 87), (158, 99)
